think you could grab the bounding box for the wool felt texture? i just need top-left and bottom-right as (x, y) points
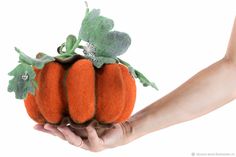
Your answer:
(24, 68), (46, 124)
(35, 62), (67, 124)
(95, 64), (126, 123)
(66, 59), (95, 123)
(24, 59), (136, 124)
(9, 6), (157, 126)
(24, 93), (45, 124)
(95, 64), (136, 123)
(114, 64), (136, 123)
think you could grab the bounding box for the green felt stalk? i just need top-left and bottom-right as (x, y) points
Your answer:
(66, 35), (77, 53)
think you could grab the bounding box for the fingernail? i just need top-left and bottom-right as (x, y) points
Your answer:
(86, 126), (93, 132)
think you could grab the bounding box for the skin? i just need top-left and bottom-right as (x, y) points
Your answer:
(35, 17), (236, 152)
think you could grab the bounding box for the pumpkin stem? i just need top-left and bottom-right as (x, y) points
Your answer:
(67, 38), (81, 54)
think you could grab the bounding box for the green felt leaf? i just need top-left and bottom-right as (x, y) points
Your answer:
(8, 48), (54, 99)
(79, 9), (131, 57)
(94, 56), (117, 68)
(127, 66), (137, 78)
(117, 58), (158, 90)
(79, 9), (114, 43)
(134, 70), (158, 90)
(66, 35), (77, 53)
(15, 47), (55, 69)
(8, 63), (37, 99)
(95, 31), (131, 57)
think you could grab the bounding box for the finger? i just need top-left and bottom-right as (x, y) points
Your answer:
(58, 126), (89, 150)
(86, 125), (104, 147)
(44, 124), (65, 140)
(34, 124), (54, 134)
(34, 124), (45, 131)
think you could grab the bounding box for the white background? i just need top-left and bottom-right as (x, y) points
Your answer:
(0, 0), (236, 156)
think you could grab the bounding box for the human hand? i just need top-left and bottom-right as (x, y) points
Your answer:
(34, 121), (132, 152)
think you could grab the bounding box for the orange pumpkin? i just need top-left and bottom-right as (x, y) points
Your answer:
(24, 58), (136, 124)
(8, 6), (158, 128)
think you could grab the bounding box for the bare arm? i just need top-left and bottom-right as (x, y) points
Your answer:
(127, 17), (236, 142)
(225, 17), (236, 62)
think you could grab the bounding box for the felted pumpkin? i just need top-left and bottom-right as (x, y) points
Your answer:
(8, 5), (157, 126)
(24, 59), (136, 124)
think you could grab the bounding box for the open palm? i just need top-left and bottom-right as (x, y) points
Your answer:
(34, 121), (130, 152)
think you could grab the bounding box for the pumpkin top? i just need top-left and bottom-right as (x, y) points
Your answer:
(8, 2), (158, 99)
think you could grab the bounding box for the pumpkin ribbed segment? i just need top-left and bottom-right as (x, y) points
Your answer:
(35, 62), (67, 124)
(95, 64), (126, 123)
(114, 64), (136, 123)
(66, 59), (95, 123)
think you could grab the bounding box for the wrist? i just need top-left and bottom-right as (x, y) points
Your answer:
(120, 121), (135, 144)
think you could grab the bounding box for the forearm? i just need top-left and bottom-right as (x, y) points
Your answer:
(225, 17), (236, 62)
(126, 58), (236, 142)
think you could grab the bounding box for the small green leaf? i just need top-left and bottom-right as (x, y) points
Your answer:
(96, 31), (131, 57)
(15, 47), (55, 69)
(79, 9), (114, 43)
(8, 48), (54, 99)
(94, 56), (117, 68)
(134, 70), (158, 90)
(79, 9), (131, 57)
(127, 66), (137, 78)
(8, 63), (37, 99)
(117, 58), (158, 90)
(66, 35), (77, 53)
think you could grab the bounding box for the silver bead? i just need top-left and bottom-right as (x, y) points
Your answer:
(21, 73), (29, 81)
